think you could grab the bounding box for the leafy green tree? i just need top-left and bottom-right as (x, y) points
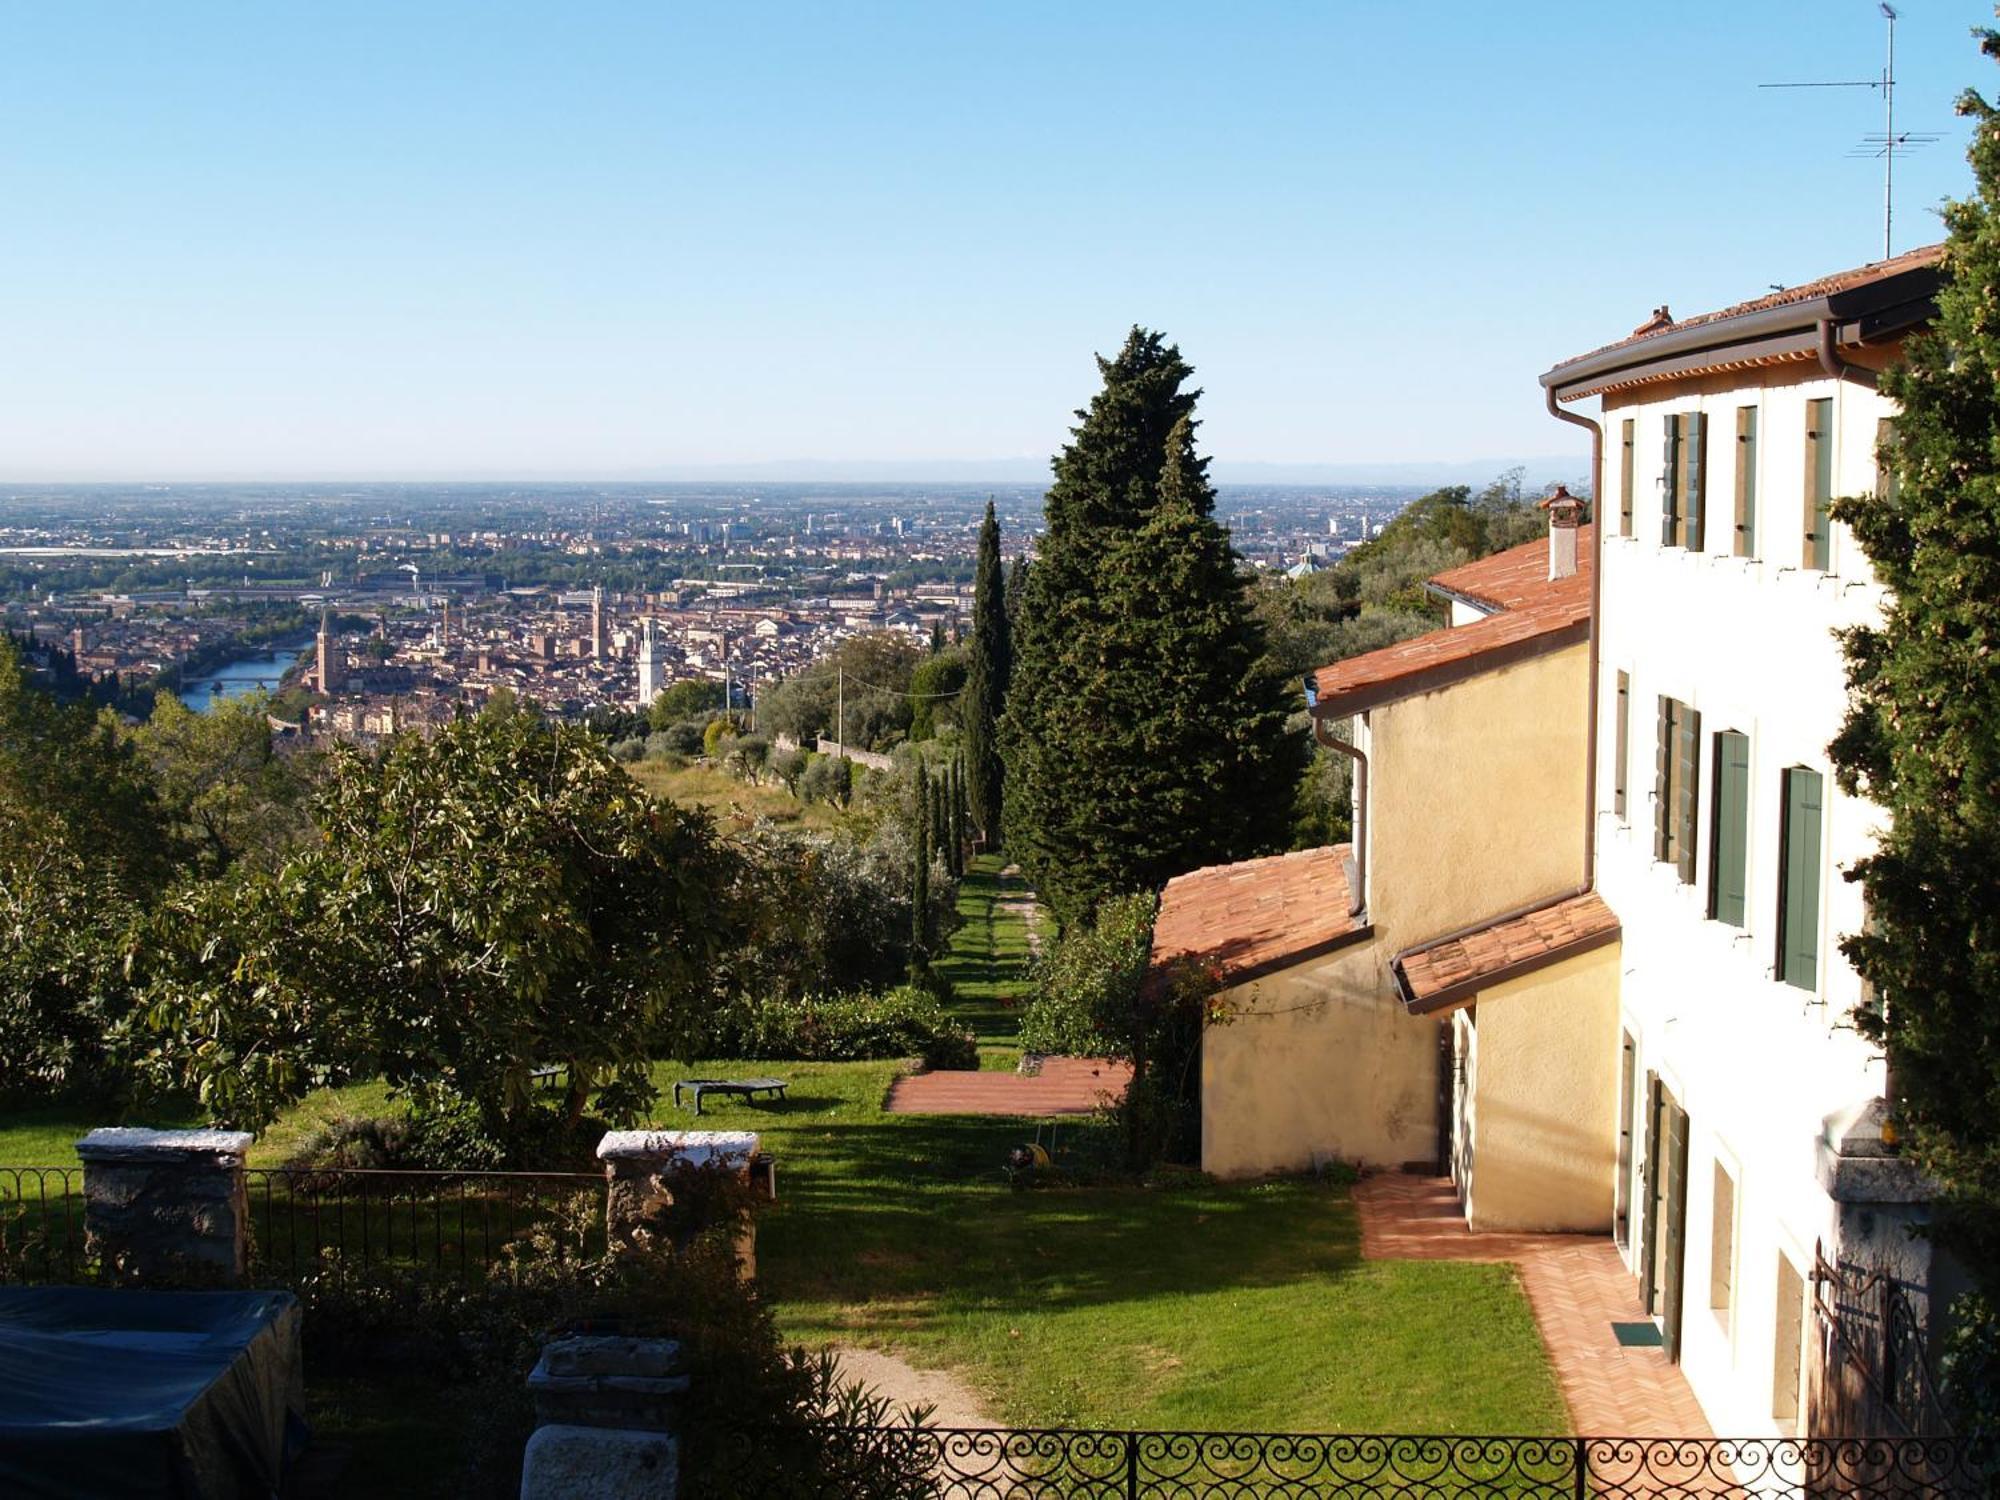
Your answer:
(758, 634), (921, 751)
(1003, 331), (1304, 925)
(1831, 32), (2000, 1317)
(963, 500), (1011, 847)
(138, 712), (736, 1146)
(129, 691), (313, 876)
(909, 759), (932, 977)
(648, 678), (725, 729)
(907, 645), (967, 741)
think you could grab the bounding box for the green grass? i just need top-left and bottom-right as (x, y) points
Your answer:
(625, 759), (846, 831)
(934, 854), (1038, 1060)
(648, 1059), (1566, 1435)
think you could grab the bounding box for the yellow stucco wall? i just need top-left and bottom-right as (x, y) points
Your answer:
(1459, 940), (1622, 1233)
(1201, 940), (1442, 1177)
(1365, 643), (1590, 947)
(1200, 638), (1591, 1181)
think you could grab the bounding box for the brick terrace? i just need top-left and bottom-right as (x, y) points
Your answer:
(882, 1057), (1131, 1116)
(1356, 1173), (1712, 1437)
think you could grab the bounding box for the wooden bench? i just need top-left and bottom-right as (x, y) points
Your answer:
(672, 1077), (789, 1117)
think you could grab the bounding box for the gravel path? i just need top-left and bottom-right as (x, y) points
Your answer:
(834, 1346), (996, 1428)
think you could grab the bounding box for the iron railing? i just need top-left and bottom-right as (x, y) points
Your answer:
(0, 1166), (84, 1281)
(0, 1164), (603, 1285)
(1812, 1242), (1955, 1440)
(808, 1430), (1988, 1498)
(244, 1167), (602, 1281)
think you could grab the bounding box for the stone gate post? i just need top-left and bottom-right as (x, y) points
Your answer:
(75, 1127), (254, 1283)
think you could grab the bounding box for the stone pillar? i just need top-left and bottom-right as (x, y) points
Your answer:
(75, 1127), (254, 1284)
(521, 1337), (687, 1500)
(597, 1130), (762, 1278)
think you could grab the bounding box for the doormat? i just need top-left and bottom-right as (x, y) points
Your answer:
(1611, 1321), (1664, 1347)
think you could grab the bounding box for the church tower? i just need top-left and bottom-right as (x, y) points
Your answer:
(636, 617), (658, 709)
(316, 608), (344, 695)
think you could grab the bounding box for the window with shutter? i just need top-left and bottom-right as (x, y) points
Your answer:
(1661, 414), (1681, 546)
(1683, 412), (1707, 550)
(1655, 696), (1699, 880)
(1777, 767), (1824, 990)
(1735, 406), (1758, 557)
(1621, 419), (1636, 536)
(1615, 671), (1630, 821)
(1805, 398), (1833, 570)
(1654, 696), (1673, 862)
(1676, 704), (1702, 884)
(1709, 730), (1750, 926)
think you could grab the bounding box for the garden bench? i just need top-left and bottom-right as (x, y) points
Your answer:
(672, 1077), (789, 1116)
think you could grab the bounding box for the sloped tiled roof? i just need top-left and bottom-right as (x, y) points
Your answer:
(1565, 243), (1944, 368)
(1394, 892), (1620, 1015)
(1151, 845), (1367, 984)
(1308, 528), (1592, 718)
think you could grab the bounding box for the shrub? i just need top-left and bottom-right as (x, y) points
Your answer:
(608, 736), (645, 762)
(797, 753), (851, 806)
(709, 986), (974, 1068)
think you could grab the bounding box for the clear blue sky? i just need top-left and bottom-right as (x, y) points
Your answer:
(1, 2), (1989, 481)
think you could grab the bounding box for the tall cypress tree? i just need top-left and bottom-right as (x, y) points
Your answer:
(1833, 32), (2000, 1302)
(1002, 329), (1303, 925)
(963, 500), (1011, 849)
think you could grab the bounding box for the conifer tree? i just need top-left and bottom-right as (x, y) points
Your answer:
(963, 500), (1011, 848)
(1833, 32), (2000, 1303)
(1002, 330), (1304, 924)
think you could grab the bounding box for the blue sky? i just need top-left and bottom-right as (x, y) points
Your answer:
(0, 2), (1989, 481)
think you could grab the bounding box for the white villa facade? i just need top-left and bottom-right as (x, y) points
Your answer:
(1542, 246), (1947, 1438)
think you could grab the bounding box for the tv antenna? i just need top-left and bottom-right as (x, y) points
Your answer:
(1760, 4), (1938, 260)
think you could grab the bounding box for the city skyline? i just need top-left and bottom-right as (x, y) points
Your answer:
(2, 2), (1988, 481)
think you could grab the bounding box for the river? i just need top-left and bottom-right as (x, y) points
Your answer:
(181, 642), (309, 711)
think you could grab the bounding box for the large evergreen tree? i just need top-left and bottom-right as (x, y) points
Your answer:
(963, 500), (1011, 847)
(1003, 330), (1303, 924)
(1832, 34), (2000, 1304)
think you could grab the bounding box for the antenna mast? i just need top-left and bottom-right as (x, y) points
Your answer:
(1761, 4), (1935, 261)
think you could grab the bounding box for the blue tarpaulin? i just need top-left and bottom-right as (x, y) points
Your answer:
(0, 1287), (305, 1499)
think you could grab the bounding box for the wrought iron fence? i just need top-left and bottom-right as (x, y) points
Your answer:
(245, 1167), (602, 1281)
(1812, 1242), (1955, 1440)
(0, 1166), (84, 1280)
(796, 1430), (1988, 1498)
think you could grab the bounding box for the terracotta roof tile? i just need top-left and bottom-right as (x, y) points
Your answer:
(1395, 892), (1620, 1014)
(1151, 845), (1364, 983)
(1559, 243), (1943, 369)
(1308, 528), (1592, 717)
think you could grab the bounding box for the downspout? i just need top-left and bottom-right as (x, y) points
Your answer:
(1312, 713), (1368, 920)
(1817, 316), (1879, 390)
(1544, 384), (1603, 889)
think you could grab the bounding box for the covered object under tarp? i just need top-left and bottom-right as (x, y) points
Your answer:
(0, 1287), (305, 1499)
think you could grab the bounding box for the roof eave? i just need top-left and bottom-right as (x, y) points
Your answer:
(1395, 922), (1621, 1018)
(1541, 263), (1941, 403)
(1308, 615), (1588, 721)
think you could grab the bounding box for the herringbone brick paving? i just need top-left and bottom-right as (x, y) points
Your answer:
(1356, 1174), (1712, 1437)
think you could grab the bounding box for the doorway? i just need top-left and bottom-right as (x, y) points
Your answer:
(1643, 1074), (1690, 1361)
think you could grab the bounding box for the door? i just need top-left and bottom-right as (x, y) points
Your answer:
(1643, 1075), (1691, 1360)
(1615, 1037), (1636, 1250)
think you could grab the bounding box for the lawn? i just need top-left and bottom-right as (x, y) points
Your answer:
(934, 854), (1040, 1065)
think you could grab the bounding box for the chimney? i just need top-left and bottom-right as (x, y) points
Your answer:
(1541, 485), (1583, 581)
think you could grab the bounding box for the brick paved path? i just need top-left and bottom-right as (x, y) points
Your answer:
(1355, 1174), (1713, 1437)
(883, 1056), (1131, 1116)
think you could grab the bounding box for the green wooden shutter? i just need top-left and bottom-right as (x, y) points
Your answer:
(1677, 705), (1702, 885)
(1779, 768), (1824, 989)
(1654, 696), (1673, 862)
(1735, 406), (1758, 557)
(1805, 398), (1833, 570)
(1709, 730), (1750, 926)
(1684, 412), (1707, 550)
(1661, 415), (1680, 546)
(1621, 419), (1636, 536)
(1615, 670), (1630, 820)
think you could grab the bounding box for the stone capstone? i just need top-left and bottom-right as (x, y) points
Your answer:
(595, 1131), (759, 1169)
(75, 1127), (256, 1165)
(520, 1423), (678, 1500)
(528, 1336), (689, 1432)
